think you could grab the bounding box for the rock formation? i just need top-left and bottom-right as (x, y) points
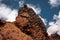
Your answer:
(15, 5), (49, 40)
(0, 5), (60, 40)
(0, 20), (33, 40)
(49, 34), (60, 40)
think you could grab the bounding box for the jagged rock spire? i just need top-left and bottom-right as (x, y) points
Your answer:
(16, 5), (49, 40)
(0, 4), (60, 40)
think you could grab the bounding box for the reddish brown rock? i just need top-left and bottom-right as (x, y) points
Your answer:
(0, 5), (60, 40)
(16, 5), (60, 40)
(15, 5), (49, 40)
(0, 20), (33, 40)
(49, 34), (60, 40)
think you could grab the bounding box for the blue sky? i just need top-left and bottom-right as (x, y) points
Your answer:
(0, 0), (60, 35)
(1, 0), (60, 22)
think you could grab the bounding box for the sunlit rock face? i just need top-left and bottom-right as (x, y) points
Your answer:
(0, 20), (33, 40)
(15, 5), (49, 40)
(0, 5), (60, 40)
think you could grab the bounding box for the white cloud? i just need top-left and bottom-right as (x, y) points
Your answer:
(0, 4), (18, 22)
(47, 11), (60, 35)
(39, 16), (47, 25)
(0, 0), (24, 22)
(0, 0), (46, 25)
(41, 18), (47, 25)
(6, 9), (18, 22)
(27, 4), (47, 25)
(19, 1), (46, 25)
(19, 1), (24, 7)
(49, 0), (60, 7)
(27, 4), (41, 14)
(19, 0), (41, 14)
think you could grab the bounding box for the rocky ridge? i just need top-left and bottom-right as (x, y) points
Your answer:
(0, 5), (60, 40)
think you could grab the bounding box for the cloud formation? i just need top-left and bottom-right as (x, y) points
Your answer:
(0, 0), (24, 22)
(41, 18), (47, 25)
(19, 1), (24, 7)
(27, 4), (47, 25)
(49, 0), (60, 7)
(47, 11), (60, 35)
(27, 4), (41, 14)
(0, 0), (47, 26)
(39, 16), (47, 25)
(0, 4), (18, 22)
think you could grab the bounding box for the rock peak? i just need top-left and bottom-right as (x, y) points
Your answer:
(0, 5), (60, 40)
(24, 5), (28, 8)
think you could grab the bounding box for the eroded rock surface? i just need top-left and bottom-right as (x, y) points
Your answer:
(0, 20), (33, 40)
(15, 5), (49, 40)
(49, 34), (60, 40)
(0, 5), (60, 40)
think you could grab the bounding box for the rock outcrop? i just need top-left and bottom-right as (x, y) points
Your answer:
(15, 5), (49, 40)
(0, 5), (60, 40)
(49, 34), (60, 40)
(0, 20), (33, 40)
